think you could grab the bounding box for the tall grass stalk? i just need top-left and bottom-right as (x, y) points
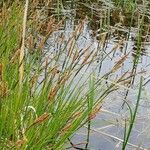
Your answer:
(0, 2), (122, 149)
(85, 75), (95, 149)
(0, 1), (142, 149)
(19, 0), (29, 89)
(122, 77), (143, 150)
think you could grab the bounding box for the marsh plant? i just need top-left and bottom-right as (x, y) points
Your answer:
(0, 0), (145, 150)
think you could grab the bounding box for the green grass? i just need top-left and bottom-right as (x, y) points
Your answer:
(122, 77), (143, 150)
(0, 0), (147, 149)
(0, 1), (120, 149)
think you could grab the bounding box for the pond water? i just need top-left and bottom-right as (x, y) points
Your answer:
(43, 1), (150, 149)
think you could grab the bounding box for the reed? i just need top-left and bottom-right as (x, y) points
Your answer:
(0, 1), (122, 149)
(19, 0), (29, 90)
(0, 1), (148, 149)
(122, 77), (143, 150)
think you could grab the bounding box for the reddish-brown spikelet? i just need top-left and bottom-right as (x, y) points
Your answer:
(15, 137), (27, 148)
(32, 113), (50, 125)
(31, 75), (38, 87)
(81, 48), (94, 65)
(57, 72), (70, 85)
(45, 57), (48, 70)
(48, 87), (58, 101)
(27, 35), (34, 52)
(111, 53), (129, 73)
(0, 83), (8, 98)
(48, 72), (71, 101)
(0, 63), (8, 97)
(67, 38), (75, 57)
(60, 123), (72, 135)
(70, 111), (82, 120)
(72, 51), (80, 63)
(10, 49), (20, 63)
(88, 105), (102, 120)
(50, 67), (60, 75)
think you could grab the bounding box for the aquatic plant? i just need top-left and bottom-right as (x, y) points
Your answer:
(0, 1), (127, 149)
(0, 0), (148, 149)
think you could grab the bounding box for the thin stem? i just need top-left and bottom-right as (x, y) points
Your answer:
(19, 0), (29, 89)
